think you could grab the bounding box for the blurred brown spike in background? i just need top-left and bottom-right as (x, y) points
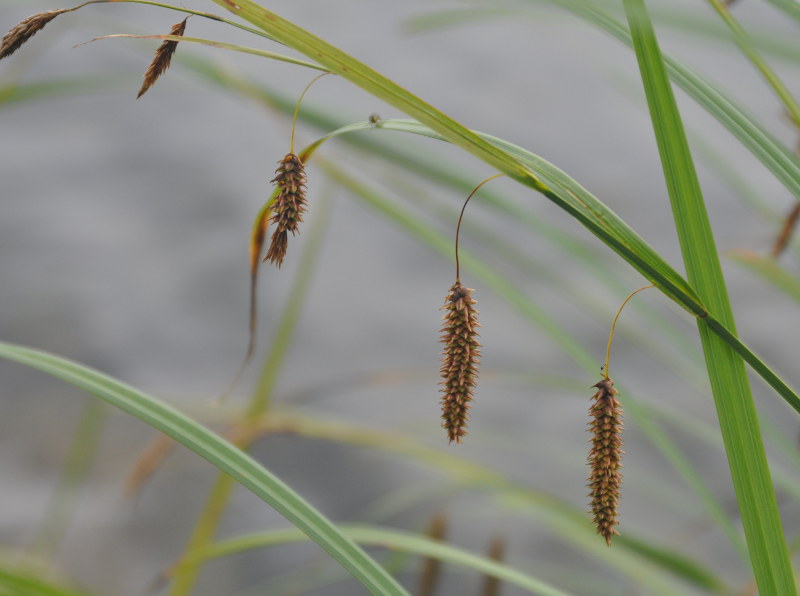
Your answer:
(439, 281), (480, 444)
(417, 512), (447, 596)
(587, 377), (624, 545)
(481, 536), (506, 596)
(264, 153), (308, 267)
(124, 433), (177, 499)
(770, 203), (800, 259)
(0, 8), (76, 59)
(136, 17), (188, 99)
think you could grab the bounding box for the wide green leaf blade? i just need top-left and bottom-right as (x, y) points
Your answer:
(0, 342), (409, 596)
(621, 0), (796, 593)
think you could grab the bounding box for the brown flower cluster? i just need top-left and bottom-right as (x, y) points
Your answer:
(439, 281), (481, 444)
(264, 153), (307, 267)
(137, 18), (188, 99)
(587, 377), (624, 545)
(0, 9), (71, 60)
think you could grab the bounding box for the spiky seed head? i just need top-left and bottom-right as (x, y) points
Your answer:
(587, 377), (624, 545)
(264, 153), (307, 267)
(1, 9), (71, 60)
(136, 18), (188, 99)
(439, 281), (480, 444)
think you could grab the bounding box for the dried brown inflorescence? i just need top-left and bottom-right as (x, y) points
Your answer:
(264, 153), (307, 267)
(136, 18), (188, 99)
(0, 9), (73, 60)
(439, 281), (480, 444)
(587, 377), (624, 545)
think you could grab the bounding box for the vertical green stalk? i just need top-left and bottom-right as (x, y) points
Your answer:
(622, 0), (796, 593)
(29, 399), (107, 558)
(167, 194), (333, 596)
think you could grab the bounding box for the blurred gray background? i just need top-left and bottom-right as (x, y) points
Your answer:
(1, 0), (799, 594)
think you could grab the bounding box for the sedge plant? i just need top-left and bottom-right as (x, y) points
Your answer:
(1, 1), (799, 595)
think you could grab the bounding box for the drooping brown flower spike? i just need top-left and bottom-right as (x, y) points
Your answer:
(439, 281), (481, 444)
(437, 173), (502, 444)
(137, 18), (188, 99)
(587, 376), (624, 546)
(1, 9), (73, 60)
(263, 153), (308, 267)
(586, 284), (650, 544)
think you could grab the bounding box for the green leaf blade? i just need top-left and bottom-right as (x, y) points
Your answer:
(0, 342), (409, 596)
(621, 1), (796, 593)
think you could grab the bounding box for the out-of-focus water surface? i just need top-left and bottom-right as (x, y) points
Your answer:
(1, 0), (799, 594)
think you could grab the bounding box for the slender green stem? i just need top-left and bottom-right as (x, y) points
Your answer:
(166, 474), (238, 596)
(80, 34), (326, 71)
(29, 400), (107, 559)
(92, 0), (282, 45)
(167, 193), (333, 596)
(705, 0), (800, 128)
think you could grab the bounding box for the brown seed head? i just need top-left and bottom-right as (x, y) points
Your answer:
(439, 281), (480, 444)
(136, 18), (188, 99)
(1, 9), (71, 60)
(264, 153), (307, 267)
(587, 377), (624, 545)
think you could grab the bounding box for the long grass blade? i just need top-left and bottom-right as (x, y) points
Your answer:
(621, 0), (795, 592)
(0, 342), (408, 596)
(237, 412), (731, 594)
(79, 34), (327, 72)
(705, 0), (800, 127)
(539, 0), (800, 202)
(729, 250), (800, 303)
(191, 525), (573, 596)
(0, 567), (96, 596)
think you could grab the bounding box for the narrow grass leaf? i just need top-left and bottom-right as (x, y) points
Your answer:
(247, 412), (730, 593)
(538, 0), (800, 202)
(193, 525), (574, 596)
(622, 0), (795, 592)
(0, 567), (96, 596)
(82, 34), (327, 73)
(728, 250), (800, 303)
(0, 342), (408, 596)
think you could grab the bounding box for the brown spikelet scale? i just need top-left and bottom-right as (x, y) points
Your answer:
(587, 377), (624, 545)
(136, 18), (187, 99)
(264, 153), (308, 267)
(0, 9), (71, 60)
(439, 281), (480, 444)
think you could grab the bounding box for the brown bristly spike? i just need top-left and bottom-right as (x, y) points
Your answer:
(587, 377), (623, 546)
(439, 281), (481, 444)
(1, 8), (76, 60)
(770, 203), (800, 259)
(588, 284), (652, 544)
(264, 153), (307, 267)
(261, 73), (329, 267)
(438, 173), (503, 444)
(136, 17), (188, 99)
